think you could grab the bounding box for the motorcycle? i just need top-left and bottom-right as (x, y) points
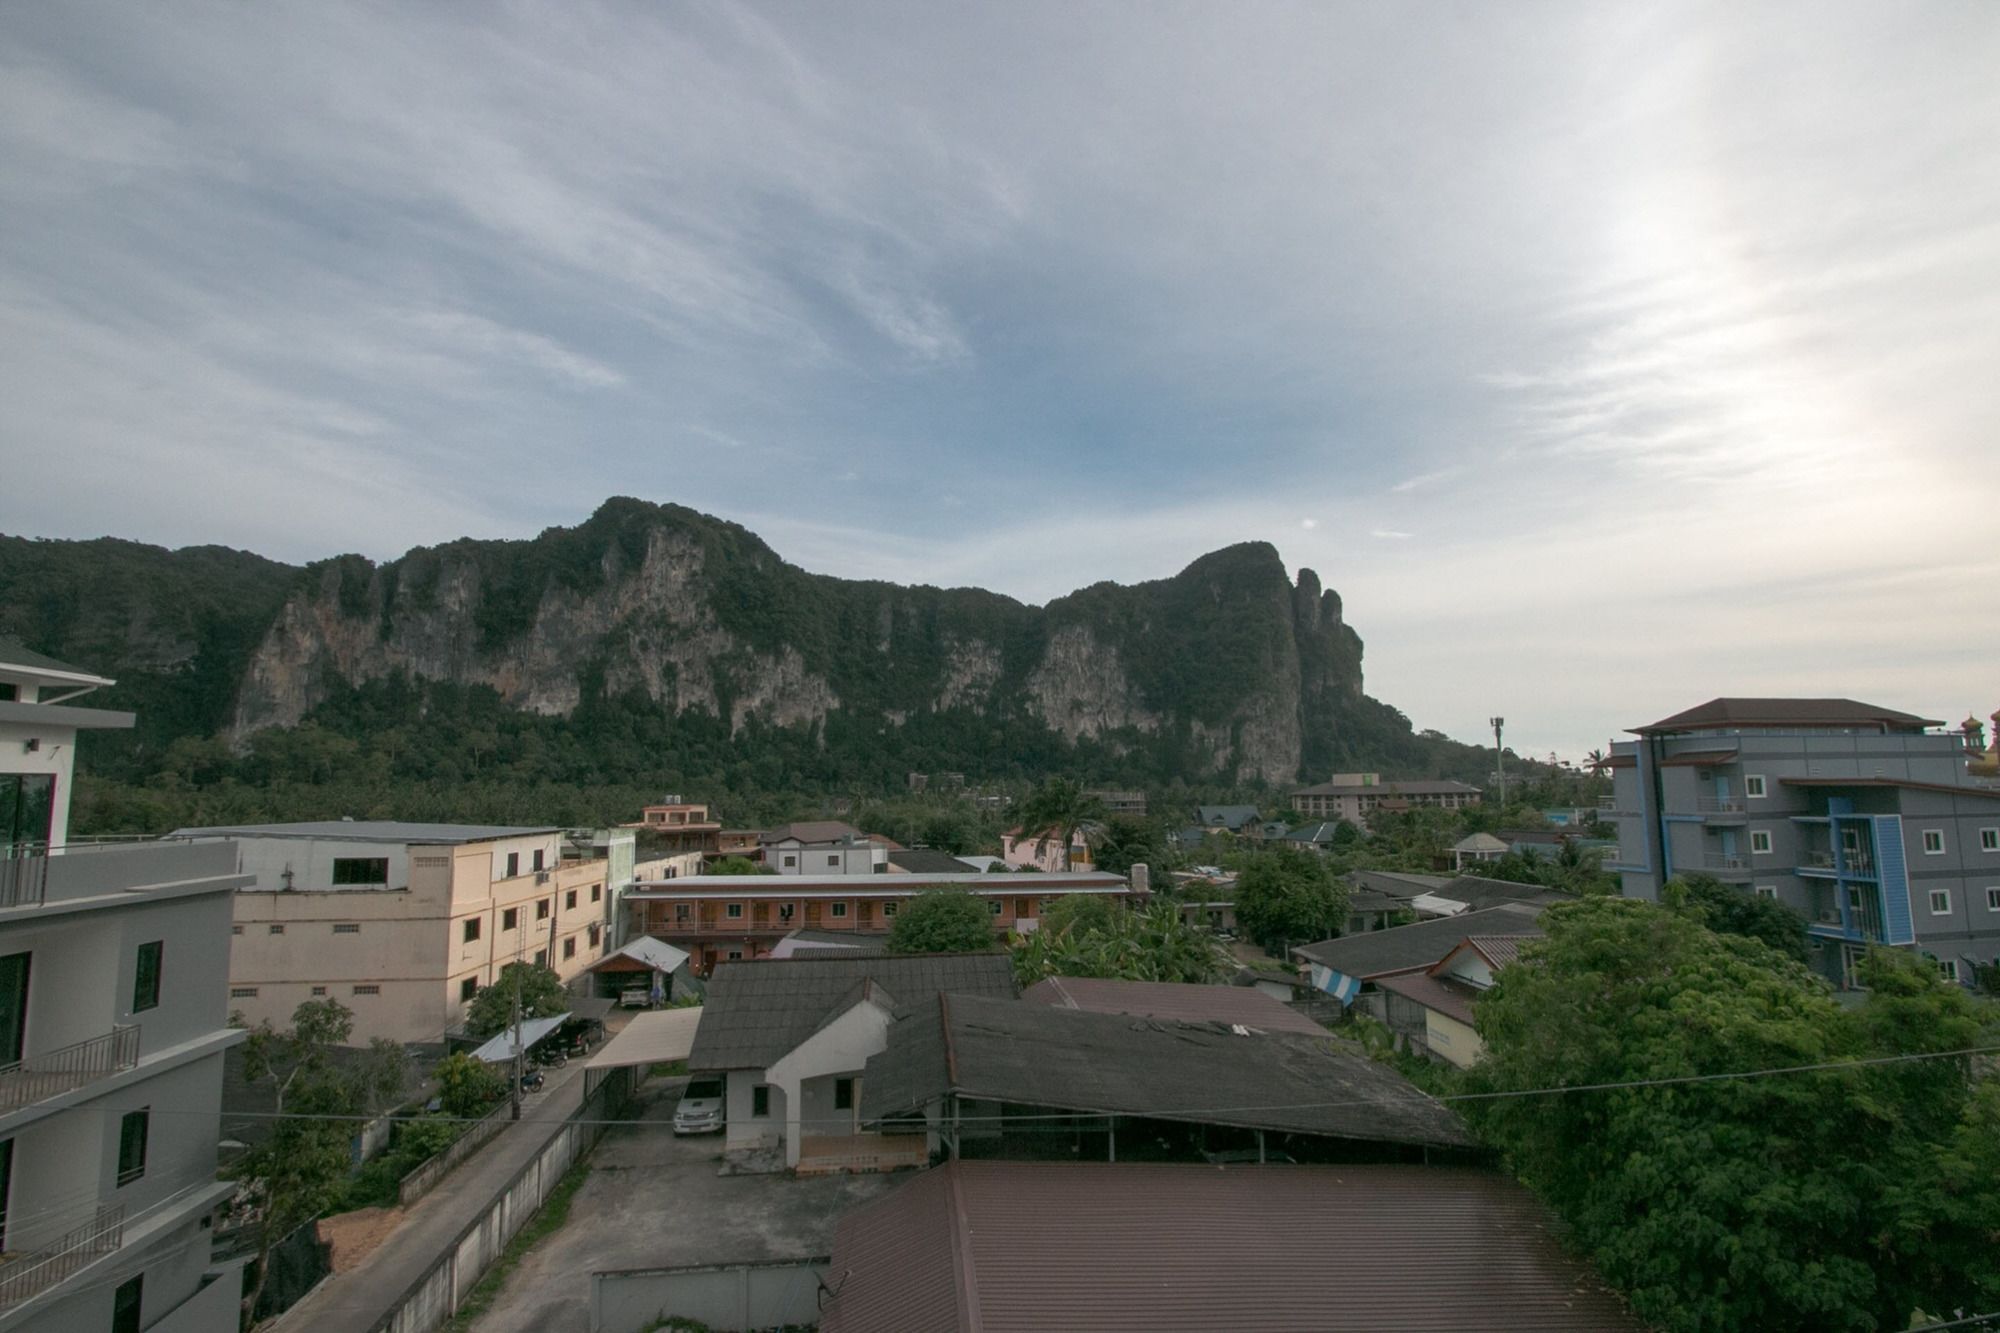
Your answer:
(537, 1047), (568, 1069)
(518, 1068), (545, 1092)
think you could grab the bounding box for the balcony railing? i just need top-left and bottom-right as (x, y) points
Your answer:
(1702, 854), (1748, 873)
(1799, 851), (1836, 870)
(0, 1026), (141, 1113)
(0, 854), (48, 909)
(0, 1203), (125, 1308)
(1694, 798), (1745, 814)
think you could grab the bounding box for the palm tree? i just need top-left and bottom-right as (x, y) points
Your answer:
(1586, 748), (1611, 779)
(1013, 778), (1109, 872)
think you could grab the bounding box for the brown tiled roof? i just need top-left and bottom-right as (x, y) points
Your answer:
(1374, 970), (1481, 1027)
(1635, 697), (1941, 735)
(1021, 976), (1326, 1037)
(1462, 935), (1539, 969)
(759, 820), (864, 844)
(820, 1161), (1645, 1333)
(1657, 749), (1740, 768)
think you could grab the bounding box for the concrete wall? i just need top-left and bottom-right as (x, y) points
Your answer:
(590, 1259), (827, 1333)
(1423, 1009), (1484, 1069)
(0, 717), (79, 848)
(724, 1070), (783, 1152)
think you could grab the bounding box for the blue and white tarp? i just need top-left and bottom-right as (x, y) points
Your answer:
(1311, 965), (1362, 1005)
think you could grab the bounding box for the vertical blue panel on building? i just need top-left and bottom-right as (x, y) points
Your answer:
(1874, 815), (1914, 946)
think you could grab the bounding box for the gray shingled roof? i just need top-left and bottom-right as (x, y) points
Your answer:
(1292, 903), (1545, 978)
(1431, 875), (1572, 913)
(0, 638), (108, 681)
(886, 848), (977, 874)
(170, 820), (558, 844)
(821, 1161), (1645, 1333)
(862, 992), (1473, 1150)
(687, 952), (1016, 1071)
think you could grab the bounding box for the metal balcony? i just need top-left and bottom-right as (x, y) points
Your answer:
(1693, 797), (1746, 815)
(0, 849), (49, 909)
(0, 1026), (141, 1113)
(1701, 854), (1749, 875)
(0, 1203), (124, 1308)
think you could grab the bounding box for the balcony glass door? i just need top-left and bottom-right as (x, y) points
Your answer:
(1, 774), (55, 856)
(0, 953), (26, 1066)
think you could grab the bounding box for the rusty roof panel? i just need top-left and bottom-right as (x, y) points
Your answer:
(1022, 976), (1328, 1037)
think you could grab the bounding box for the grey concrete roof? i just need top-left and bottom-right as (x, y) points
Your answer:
(169, 820), (559, 844)
(687, 952), (1017, 1071)
(0, 638), (111, 683)
(1292, 903), (1545, 979)
(863, 993), (1473, 1150)
(821, 1162), (1644, 1333)
(0, 700), (134, 730)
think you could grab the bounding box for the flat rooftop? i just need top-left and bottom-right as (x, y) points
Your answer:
(170, 820), (559, 845)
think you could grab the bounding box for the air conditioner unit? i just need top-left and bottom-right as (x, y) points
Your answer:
(535, 871), (551, 886)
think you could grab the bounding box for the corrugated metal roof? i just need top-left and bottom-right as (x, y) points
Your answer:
(466, 1013), (569, 1063)
(687, 953), (1016, 1071)
(586, 935), (690, 975)
(1375, 970), (1481, 1027)
(863, 993), (1473, 1150)
(821, 1161), (1646, 1333)
(1430, 875), (1571, 913)
(586, 1007), (703, 1070)
(1463, 935), (1539, 969)
(1293, 904), (1544, 979)
(1022, 977), (1327, 1037)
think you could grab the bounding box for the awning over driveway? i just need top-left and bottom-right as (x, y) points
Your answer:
(586, 1007), (703, 1071)
(467, 1012), (570, 1064)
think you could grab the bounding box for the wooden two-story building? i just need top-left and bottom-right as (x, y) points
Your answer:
(627, 870), (1140, 973)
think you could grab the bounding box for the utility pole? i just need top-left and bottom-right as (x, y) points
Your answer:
(509, 958), (523, 1120)
(1491, 717), (1507, 808)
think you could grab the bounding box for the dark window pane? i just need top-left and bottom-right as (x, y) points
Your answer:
(331, 858), (389, 886)
(117, 1109), (149, 1186)
(0, 953), (28, 1067)
(112, 1274), (142, 1333)
(132, 941), (163, 1013)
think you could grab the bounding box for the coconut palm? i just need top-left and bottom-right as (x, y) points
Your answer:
(1586, 748), (1611, 779)
(1012, 778), (1109, 872)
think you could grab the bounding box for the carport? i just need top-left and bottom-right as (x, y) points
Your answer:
(583, 1006), (704, 1099)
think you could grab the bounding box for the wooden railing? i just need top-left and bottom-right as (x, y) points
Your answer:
(0, 1204), (124, 1308)
(0, 1025), (141, 1112)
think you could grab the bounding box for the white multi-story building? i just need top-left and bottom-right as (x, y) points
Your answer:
(1, 639), (246, 1333)
(175, 821), (611, 1045)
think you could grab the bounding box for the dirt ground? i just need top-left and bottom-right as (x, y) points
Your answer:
(319, 1205), (406, 1274)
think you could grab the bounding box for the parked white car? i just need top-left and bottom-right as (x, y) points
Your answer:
(673, 1077), (725, 1135)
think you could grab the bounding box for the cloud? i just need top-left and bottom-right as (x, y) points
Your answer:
(1, 1), (1996, 759)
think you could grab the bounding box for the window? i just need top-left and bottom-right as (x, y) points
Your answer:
(674, 903), (690, 921)
(835, 1077), (855, 1110)
(460, 976), (479, 1002)
(1939, 959), (1960, 983)
(1755, 885), (1777, 900)
(533, 849), (546, 872)
(1750, 830), (1773, 855)
(536, 899), (550, 921)
(588, 924), (601, 947)
(1016, 898), (1033, 917)
(268, 924), (285, 934)
(1743, 775), (1767, 798)
(727, 948), (743, 960)
(117, 1109), (149, 1186)
(502, 908), (519, 931)
(506, 853), (520, 878)
(333, 923), (360, 934)
(331, 857), (389, 886)
(830, 902), (848, 919)
(112, 1274), (143, 1333)
(1847, 886), (1864, 910)
(988, 899), (1003, 915)
(882, 902), (897, 918)
(132, 941), (162, 1013)
(782, 854), (797, 868)
(563, 936), (577, 960)
(1929, 889), (1952, 915)
(310, 986), (326, 996)
(1923, 830), (1946, 855)
(231, 925), (243, 936)
(752, 1085), (771, 1117)
(230, 987), (258, 998)
(352, 984), (379, 996)
(1987, 887), (2000, 912)
(565, 889), (577, 910)
(726, 903), (744, 919)
(533, 950), (547, 967)
(827, 854), (841, 867)
(779, 903), (795, 921)
(591, 885), (601, 903)
(464, 918), (481, 943)
(1981, 828), (1999, 852)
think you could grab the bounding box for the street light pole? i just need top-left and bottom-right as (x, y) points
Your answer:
(1491, 717), (1507, 808)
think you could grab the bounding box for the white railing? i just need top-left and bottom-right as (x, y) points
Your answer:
(1702, 854), (1748, 872)
(0, 1204), (124, 1307)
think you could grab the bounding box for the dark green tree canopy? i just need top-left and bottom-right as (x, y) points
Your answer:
(464, 961), (568, 1039)
(1665, 872), (1809, 962)
(1012, 898), (1230, 987)
(888, 889), (999, 954)
(1232, 847), (1349, 952)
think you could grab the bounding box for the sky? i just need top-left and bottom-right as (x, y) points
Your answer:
(3, 2), (1997, 763)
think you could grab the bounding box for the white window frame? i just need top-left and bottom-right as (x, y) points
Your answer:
(1750, 830), (1773, 856)
(1754, 884), (1777, 900)
(1986, 887), (2000, 912)
(830, 902), (848, 919)
(725, 903), (744, 919)
(1744, 775), (1767, 799)
(1922, 829), (1946, 855)
(1928, 888), (1952, 915)
(1980, 828), (1999, 853)
(1939, 959), (1959, 983)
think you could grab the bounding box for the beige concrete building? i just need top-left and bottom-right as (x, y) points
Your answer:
(174, 822), (611, 1044)
(1291, 774), (1482, 827)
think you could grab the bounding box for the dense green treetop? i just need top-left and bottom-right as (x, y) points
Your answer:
(1233, 847), (1350, 952)
(887, 889), (999, 954)
(1011, 898), (1231, 987)
(464, 961), (568, 1039)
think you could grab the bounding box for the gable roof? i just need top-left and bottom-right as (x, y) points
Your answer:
(585, 936), (689, 975)
(687, 952), (1016, 1071)
(1292, 903), (1545, 979)
(1281, 820), (1348, 843)
(1457, 934), (1540, 970)
(1373, 970), (1482, 1027)
(0, 637), (114, 686)
(821, 1161), (1641, 1333)
(760, 820), (865, 845)
(1635, 697), (1941, 735)
(862, 993), (1472, 1150)
(1196, 804), (1260, 829)
(1453, 832), (1511, 853)
(1021, 976), (1326, 1037)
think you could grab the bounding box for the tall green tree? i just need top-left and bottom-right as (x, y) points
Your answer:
(1464, 898), (2000, 1332)
(234, 1000), (407, 1322)
(888, 889), (998, 954)
(1665, 872), (1809, 962)
(1089, 816), (1162, 878)
(1233, 847), (1349, 953)
(1012, 778), (1108, 871)
(464, 961), (569, 1039)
